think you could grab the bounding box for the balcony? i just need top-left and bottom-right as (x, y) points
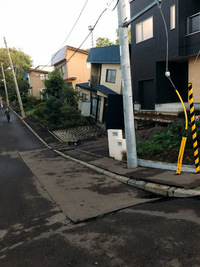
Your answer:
(90, 75), (100, 85)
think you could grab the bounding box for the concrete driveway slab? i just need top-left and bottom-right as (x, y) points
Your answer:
(19, 148), (158, 223)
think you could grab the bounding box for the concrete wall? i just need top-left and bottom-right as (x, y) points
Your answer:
(78, 88), (91, 116)
(28, 72), (47, 99)
(55, 61), (68, 80)
(108, 129), (126, 161)
(67, 48), (90, 88)
(189, 56), (200, 103)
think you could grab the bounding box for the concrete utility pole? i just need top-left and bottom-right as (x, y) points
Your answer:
(3, 37), (25, 117)
(1, 63), (9, 106)
(117, 0), (138, 168)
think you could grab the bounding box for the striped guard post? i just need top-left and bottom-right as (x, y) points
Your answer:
(188, 83), (200, 173)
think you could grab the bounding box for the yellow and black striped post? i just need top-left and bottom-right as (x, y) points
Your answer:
(188, 83), (200, 173)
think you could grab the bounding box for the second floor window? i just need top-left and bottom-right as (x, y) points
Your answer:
(106, 69), (116, 83)
(186, 13), (200, 35)
(170, 5), (176, 30)
(136, 16), (153, 43)
(40, 74), (45, 80)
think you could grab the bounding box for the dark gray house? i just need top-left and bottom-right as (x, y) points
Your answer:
(130, 0), (200, 112)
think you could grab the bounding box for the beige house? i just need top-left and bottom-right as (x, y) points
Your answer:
(189, 57), (200, 107)
(51, 45), (90, 88)
(76, 45), (124, 130)
(27, 66), (54, 99)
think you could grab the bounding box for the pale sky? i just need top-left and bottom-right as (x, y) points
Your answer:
(0, 0), (130, 67)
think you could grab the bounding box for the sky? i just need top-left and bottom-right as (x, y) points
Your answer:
(0, 0), (130, 67)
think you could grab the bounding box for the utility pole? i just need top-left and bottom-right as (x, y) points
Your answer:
(117, 0), (138, 168)
(1, 63), (9, 106)
(3, 37), (25, 117)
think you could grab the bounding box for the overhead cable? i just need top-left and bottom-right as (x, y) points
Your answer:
(37, 0), (89, 70)
(58, 0), (120, 70)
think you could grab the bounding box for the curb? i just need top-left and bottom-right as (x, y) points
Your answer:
(11, 108), (200, 198)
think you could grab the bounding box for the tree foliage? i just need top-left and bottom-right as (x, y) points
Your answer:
(95, 27), (131, 47)
(0, 48), (32, 101)
(43, 69), (66, 99)
(115, 27), (131, 44)
(43, 96), (63, 126)
(95, 37), (115, 47)
(43, 69), (79, 106)
(38, 69), (84, 128)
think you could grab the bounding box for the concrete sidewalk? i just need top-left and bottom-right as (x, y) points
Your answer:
(16, 111), (200, 198)
(55, 137), (200, 198)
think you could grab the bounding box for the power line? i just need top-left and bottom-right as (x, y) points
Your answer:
(37, 0), (89, 70)
(58, 0), (120, 71)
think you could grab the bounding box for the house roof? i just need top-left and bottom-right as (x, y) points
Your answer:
(51, 46), (66, 66)
(93, 84), (118, 95)
(76, 82), (118, 96)
(87, 45), (121, 64)
(51, 45), (89, 66)
(27, 68), (49, 74)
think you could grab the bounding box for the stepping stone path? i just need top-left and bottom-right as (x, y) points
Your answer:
(53, 125), (105, 142)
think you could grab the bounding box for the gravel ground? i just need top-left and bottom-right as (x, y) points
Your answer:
(53, 125), (106, 142)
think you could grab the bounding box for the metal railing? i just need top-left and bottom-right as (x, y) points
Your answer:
(90, 75), (100, 85)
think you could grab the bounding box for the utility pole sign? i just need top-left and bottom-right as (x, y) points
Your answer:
(117, 0), (138, 168)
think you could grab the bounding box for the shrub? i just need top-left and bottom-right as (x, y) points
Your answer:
(33, 102), (46, 117)
(61, 103), (86, 126)
(137, 118), (200, 159)
(22, 95), (40, 111)
(42, 96), (63, 127)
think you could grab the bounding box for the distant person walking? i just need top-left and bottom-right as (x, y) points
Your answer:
(0, 100), (3, 108)
(5, 107), (10, 123)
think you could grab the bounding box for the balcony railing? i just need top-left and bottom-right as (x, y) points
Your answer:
(91, 75), (100, 85)
(186, 12), (200, 35)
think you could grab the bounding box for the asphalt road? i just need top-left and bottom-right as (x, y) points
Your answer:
(1, 108), (200, 266)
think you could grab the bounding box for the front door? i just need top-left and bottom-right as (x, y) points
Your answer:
(139, 79), (154, 110)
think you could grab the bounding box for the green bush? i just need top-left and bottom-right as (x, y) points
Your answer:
(34, 102), (45, 115)
(22, 95), (40, 111)
(42, 96), (63, 127)
(137, 118), (200, 158)
(61, 103), (86, 126)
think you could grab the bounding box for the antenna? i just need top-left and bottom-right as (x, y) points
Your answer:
(88, 25), (94, 48)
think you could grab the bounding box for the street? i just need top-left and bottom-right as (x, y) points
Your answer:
(1, 108), (200, 266)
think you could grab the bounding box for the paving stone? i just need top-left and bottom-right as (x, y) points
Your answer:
(173, 188), (200, 198)
(128, 179), (145, 190)
(53, 125), (105, 142)
(145, 182), (170, 196)
(167, 187), (177, 197)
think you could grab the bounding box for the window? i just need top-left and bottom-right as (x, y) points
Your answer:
(82, 93), (89, 102)
(40, 74), (44, 80)
(106, 69), (116, 83)
(40, 88), (45, 99)
(170, 5), (176, 30)
(186, 13), (200, 35)
(136, 17), (153, 43)
(91, 97), (97, 116)
(59, 65), (65, 76)
(91, 94), (101, 119)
